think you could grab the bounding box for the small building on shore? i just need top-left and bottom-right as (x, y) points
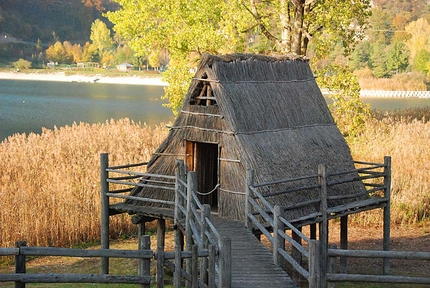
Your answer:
(116, 63), (134, 72)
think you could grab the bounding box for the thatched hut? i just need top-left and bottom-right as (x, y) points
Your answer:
(127, 53), (367, 222)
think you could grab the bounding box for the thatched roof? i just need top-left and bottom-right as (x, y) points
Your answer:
(127, 53), (367, 222)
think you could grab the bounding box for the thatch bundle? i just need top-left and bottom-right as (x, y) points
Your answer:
(127, 53), (367, 222)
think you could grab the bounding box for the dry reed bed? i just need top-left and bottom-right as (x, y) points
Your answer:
(349, 117), (430, 224)
(0, 119), (168, 248)
(0, 117), (428, 249)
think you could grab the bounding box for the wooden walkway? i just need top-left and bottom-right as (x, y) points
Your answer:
(211, 215), (297, 287)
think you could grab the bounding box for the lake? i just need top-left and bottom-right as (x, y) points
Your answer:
(0, 79), (175, 141)
(1, 79), (430, 141)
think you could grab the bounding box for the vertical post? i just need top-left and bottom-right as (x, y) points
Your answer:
(186, 171), (197, 288)
(292, 227), (303, 284)
(100, 152), (109, 274)
(208, 244), (216, 288)
(157, 219), (166, 288)
(139, 235), (151, 288)
(340, 215), (348, 273)
(174, 160), (185, 264)
(219, 237), (231, 288)
(383, 156), (391, 275)
(174, 244), (182, 288)
(308, 240), (320, 288)
(15, 241), (26, 288)
(201, 204), (211, 284)
(175, 160), (186, 222)
(273, 205), (285, 268)
(328, 244), (337, 288)
(245, 169), (254, 229)
(191, 245), (199, 288)
(318, 164), (328, 288)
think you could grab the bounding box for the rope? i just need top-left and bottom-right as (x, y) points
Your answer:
(195, 184), (220, 196)
(219, 187), (246, 195)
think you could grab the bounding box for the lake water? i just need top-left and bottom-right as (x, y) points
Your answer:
(1, 79), (430, 141)
(0, 79), (175, 141)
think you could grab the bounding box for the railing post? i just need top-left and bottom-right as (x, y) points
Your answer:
(273, 205), (285, 268)
(157, 219), (166, 288)
(245, 169), (254, 229)
(208, 244), (216, 288)
(191, 245), (199, 288)
(139, 235), (151, 288)
(383, 156), (391, 275)
(318, 164), (328, 288)
(15, 240), (26, 288)
(328, 244), (337, 288)
(174, 244), (182, 288)
(175, 160), (186, 222)
(201, 204), (211, 284)
(186, 171), (197, 288)
(308, 239), (321, 288)
(219, 237), (232, 288)
(174, 160), (186, 256)
(100, 152), (109, 274)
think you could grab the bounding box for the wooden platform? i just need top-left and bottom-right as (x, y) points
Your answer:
(211, 215), (297, 288)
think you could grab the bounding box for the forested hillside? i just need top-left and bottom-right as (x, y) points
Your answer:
(0, 0), (117, 43)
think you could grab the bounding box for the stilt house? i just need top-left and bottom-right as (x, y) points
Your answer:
(127, 53), (368, 222)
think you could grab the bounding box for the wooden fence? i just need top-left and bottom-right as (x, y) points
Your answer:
(0, 237), (220, 287)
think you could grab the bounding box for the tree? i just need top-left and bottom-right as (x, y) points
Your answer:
(12, 58), (31, 70)
(385, 41), (409, 74)
(45, 41), (67, 63)
(413, 49), (430, 74)
(405, 18), (430, 61)
(108, 0), (372, 133)
(90, 19), (114, 63)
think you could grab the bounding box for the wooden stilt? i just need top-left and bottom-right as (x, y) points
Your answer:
(340, 215), (348, 273)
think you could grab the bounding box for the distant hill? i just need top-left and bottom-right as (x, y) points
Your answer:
(0, 0), (118, 44)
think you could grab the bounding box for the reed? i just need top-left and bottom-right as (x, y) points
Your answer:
(348, 116), (430, 225)
(0, 119), (168, 248)
(356, 71), (428, 91)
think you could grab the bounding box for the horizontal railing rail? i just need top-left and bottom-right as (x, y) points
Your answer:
(327, 248), (430, 285)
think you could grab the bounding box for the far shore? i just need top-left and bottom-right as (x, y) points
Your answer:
(0, 71), (168, 86)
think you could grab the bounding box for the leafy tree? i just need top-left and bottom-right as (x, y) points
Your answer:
(108, 0), (372, 134)
(45, 41), (67, 63)
(315, 64), (370, 138)
(349, 41), (372, 71)
(12, 58), (31, 70)
(385, 41), (409, 74)
(369, 41), (389, 78)
(405, 18), (430, 61)
(368, 7), (393, 45)
(90, 19), (114, 63)
(413, 49), (430, 74)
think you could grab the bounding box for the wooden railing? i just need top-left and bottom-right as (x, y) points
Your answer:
(174, 159), (231, 288)
(245, 157), (395, 287)
(100, 154), (229, 287)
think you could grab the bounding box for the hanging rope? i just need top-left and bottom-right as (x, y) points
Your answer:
(195, 184), (220, 196)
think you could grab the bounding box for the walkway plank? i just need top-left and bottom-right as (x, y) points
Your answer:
(212, 216), (297, 287)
